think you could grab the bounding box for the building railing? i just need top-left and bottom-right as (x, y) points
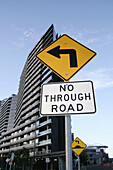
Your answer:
(10, 143), (34, 152)
(38, 129), (51, 137)
(0, 119), (52, 152)
(37, 139), (51, 147)
(39, 119), (52, 127)
(36, 149), (51, 156)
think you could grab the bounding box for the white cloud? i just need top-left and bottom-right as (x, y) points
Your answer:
(22, 28), (39, 40)
(10, 26), (40, 48)
(61, 26), (113, 47)
(12, 41), (25, 48)
(10, 25), (113, 50)
(85, 38), (100, 46)
(72, 68), (113, 90)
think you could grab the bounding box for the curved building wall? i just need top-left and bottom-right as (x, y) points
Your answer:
(0, 25), (65, 158)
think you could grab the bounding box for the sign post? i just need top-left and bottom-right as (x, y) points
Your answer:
(78, 156), (80, 170)
(72, 137), (87, 170)
(46, 158), (49, 170)
(65, 115), (72, 170)
(36, 33), (96, 170)
(41, 81), (95, 170)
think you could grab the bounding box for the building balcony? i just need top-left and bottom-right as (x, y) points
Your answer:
(39, 119), (52, 127)
(0, 134), (35, 148)
(0, 141), (10, 148)
(10, 134), (35, 145)
(24, 74), (41, 93)
(37, 139), (51, 147)
(36, 149), (51, 156)
(23, 82), (41, 99)
(22, 94), (40, 110)
(0, 119), (52, 152)
(38, 129), (51, 137)
(25, 69), (41, 88)
(1, 120), (37, 142)
(21, 108), (39, 120)
(21, 101), (39, 116)
(23, 87), (40, 103)
(0, 149), (10, 154)
(10, 143), (34, 152)
(10, 126), (36, 139)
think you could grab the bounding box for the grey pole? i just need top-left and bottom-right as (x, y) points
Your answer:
(34, 120), (36, 160)
(46, 162), (49, 170)
(9, 164), (11, 170)
(33, 119), (37, 170)
(78, 156), (80, 170)
(65, 115), (72, 170)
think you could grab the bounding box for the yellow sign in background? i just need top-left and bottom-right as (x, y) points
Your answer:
(36, 34), (96, 81)
(72, 137), (87, 156)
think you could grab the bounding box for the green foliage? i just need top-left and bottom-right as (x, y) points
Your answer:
(0, 148), (30, 169)
(14, 147), (29, 168)
(94, 158), (97, 164)
(80, 150), (88, 165)
(0, 156), (6, 168)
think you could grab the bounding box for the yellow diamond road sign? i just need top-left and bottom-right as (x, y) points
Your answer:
(72, 137), (87, 156)
(36, 34), (96, 81)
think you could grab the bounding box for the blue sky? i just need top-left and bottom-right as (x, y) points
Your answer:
(0, 0), (113, 157)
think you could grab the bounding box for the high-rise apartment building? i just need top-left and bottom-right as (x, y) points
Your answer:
(0, 98), (7, 116)
(0, 25), (65, 169)
(0, 94), (17, 134)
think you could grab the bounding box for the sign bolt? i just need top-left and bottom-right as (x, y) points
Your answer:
(66, 73), (68, 75)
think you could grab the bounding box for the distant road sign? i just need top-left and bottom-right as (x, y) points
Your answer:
(72, 137), (87, 156)
(6, 158), (10, 163)
(40, 81), (96, 116)
(35, 34), (96, 81)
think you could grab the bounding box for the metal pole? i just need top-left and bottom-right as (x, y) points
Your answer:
(46, 162), (48, 170)
(5, 163), (7, 170)
(78, 156), (80, 170)
(46, 158), (49, 170)
(65, 115), (72, 170)
(34, 120), (36, 169)
(34, 121), (36, 159)
(9, 164), (11, 170)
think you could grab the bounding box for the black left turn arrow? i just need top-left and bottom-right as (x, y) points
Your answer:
(75, 140), (79, 144)
(47, 45), (78, 68)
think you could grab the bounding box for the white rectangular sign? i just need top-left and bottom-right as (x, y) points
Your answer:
(40, 81), (96, 115)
